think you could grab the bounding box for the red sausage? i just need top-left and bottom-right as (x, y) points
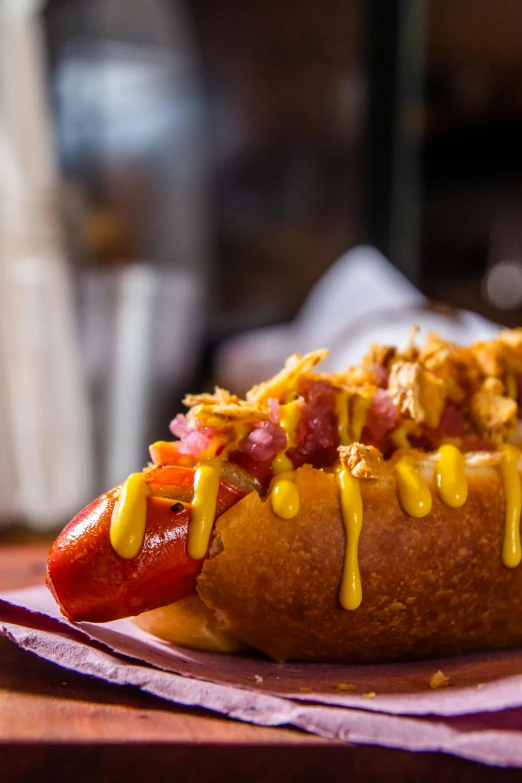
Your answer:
(46, 467), (246, 623)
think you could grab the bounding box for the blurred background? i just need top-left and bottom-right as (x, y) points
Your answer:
(1, 0), (522, 533)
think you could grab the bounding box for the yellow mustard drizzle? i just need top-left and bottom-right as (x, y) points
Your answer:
(335, 465), (363, 610)
(280, 400), (301, 443)
(110, 472), (151, 559)
(395, 458), (432, 518)
(335, 389), (350, 446)
(350, 395), (369, 442)
(273, 400), (301, 475)
(499, 445), (522, 568)
(188, 458), (222, 560)
(436, 444), (468, 508)
(271, 477), (300, 519)
(270, 400), (303, 515)
(391, 425), (411, 450)
(272, 452), (293, 474)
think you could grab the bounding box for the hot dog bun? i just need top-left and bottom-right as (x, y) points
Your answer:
(191, 458), (522, 663)
(132, 594), (248, 653)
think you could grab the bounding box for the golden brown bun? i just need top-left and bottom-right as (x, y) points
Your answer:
(132, 595), (249, 653)
(196, 463), (522, 663)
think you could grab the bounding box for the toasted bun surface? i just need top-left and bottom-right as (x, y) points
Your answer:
(196, 464), (522, 663)
(132, 595), (248, 653)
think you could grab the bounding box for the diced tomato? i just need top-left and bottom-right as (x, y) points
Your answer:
(293, 381), (339, 466)
(228, 451), (274, 489)
(461, 433), (494, 452)
(414, 404), (465, 451)
(438, 405), (465, 437)
(360, 427), (395, 457)
(365, 390), (398, 441)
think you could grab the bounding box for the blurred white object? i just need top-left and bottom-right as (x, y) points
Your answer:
(483, 260), (522, 311)
(215, 245), (501, 393)
(0, 0), (93, 527)
(80, 264), (204, 491)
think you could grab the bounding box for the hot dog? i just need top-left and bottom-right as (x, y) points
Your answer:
(47, 328), (522, 662)
(46, 466), (247, 622)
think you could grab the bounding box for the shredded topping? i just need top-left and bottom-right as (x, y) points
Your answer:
(339, 443), (388, 481)
(246, 350), (329, 404)
(470, 391), (518, 444)
(388, 361), (445, 429)
(154, 328), (522, 485)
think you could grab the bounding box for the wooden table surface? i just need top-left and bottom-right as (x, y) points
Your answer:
(2, 543), (522, 782)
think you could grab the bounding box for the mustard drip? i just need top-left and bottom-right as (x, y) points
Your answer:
(188, 458), (222, 560)
(391, 425), (411, 450)
(335, 390), (350, 446)
(500, 445), (522, 568)
(271, 477), (300, 519)
(335, 465), (363, 610)
(279, 400), (301, 444)
(272, 452), (293, 473)
(350, 396), (368, 442)
(273, 400), (301, 475)
(395, 458), (432, 518)
(110, 472), (151, 559)
(436, 444), (468, 508)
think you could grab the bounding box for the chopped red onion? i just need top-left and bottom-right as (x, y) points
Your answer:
(169, 413), (190, 438)
(177, 427), (215, 456)
(169, 413), (216, 456)
(239, 422), (287, 462)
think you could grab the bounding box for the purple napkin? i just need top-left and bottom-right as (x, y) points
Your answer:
(3, 584), (522, 767)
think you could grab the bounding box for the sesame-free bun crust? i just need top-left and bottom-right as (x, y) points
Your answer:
(132, 594), (248, 653)
(196, 464), (522, 663)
